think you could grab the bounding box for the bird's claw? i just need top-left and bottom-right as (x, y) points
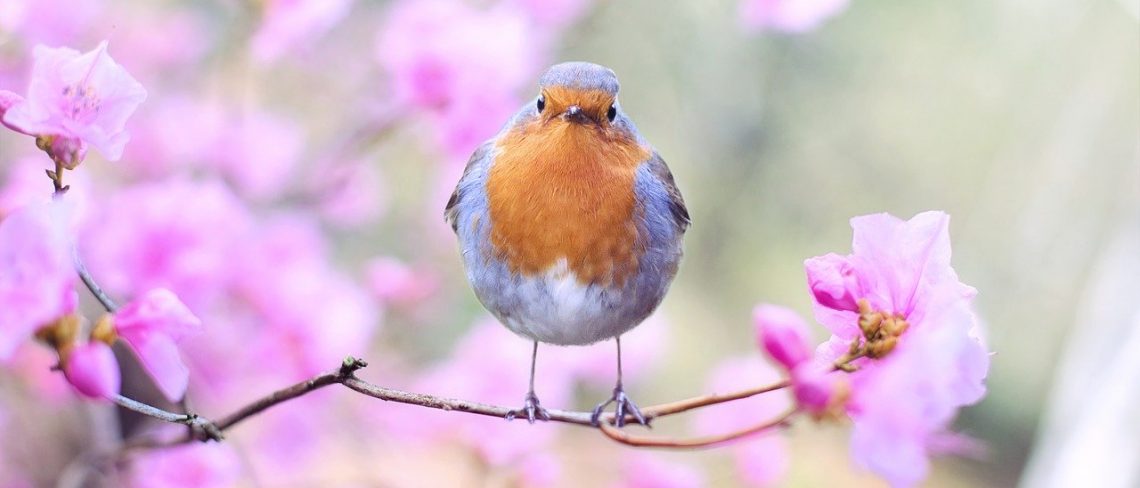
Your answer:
(591, 386), (649, 428)
(506, 391), (550, 424)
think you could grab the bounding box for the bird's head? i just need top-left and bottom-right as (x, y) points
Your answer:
(533, 62), (628, 133)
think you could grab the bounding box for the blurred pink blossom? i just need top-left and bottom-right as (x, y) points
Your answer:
(693, 356), (790, 487)
(129, 442), (242, 488)
(806, 211), (989, 487)
(739, 0), (849, 33)
(411, 320), (572, 465)
(0, 201), (74, 359)
(1, 41), (146, 163)
(113, 288), (202, 401)
(365, 256), (439, 305)
(376, 0), (539, 156)
(211, 110), (304, 199)
(110, 8), (211, 78)
(234, 216), (379, 376)
(251, 0), (354, 63)
(0, 0), (103, 46)
(315, 162), (389, 228)
(0, 155), (91, 219)
(618, 452), (707, 488)
(81, 178), (253, 309)
(63, 342), (119, 399)
(119, 96), (227, 175)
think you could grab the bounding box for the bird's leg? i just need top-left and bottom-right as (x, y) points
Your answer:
(591, 336), (649, 427)
(506, 341), (550, 423)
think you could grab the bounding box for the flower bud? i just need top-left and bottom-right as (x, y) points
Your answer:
(754, 304), (813, 370)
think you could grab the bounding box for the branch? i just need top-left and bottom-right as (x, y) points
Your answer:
(113, 356), (796, 454)
(75, 252), (118, 312)
(599, 408), (798, 448)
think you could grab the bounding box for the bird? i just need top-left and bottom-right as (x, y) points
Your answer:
(445, 61), (689, 427)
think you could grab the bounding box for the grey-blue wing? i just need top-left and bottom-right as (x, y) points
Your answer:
(644, 152), (690, 232)
(444, 141), (494, 233)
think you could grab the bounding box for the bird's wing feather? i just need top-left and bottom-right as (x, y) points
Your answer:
(645, 151), (691, 231)
(444, 141), (494, 233)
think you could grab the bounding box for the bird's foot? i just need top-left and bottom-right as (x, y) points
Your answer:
(591, 386), (649, 428)
(505, 391), (550, 424)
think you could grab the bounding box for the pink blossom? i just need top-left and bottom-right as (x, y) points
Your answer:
(251, 0), (354, 63)
(314, 161), (389, 228)
(210, 110), (305, 199)
(754, 304), (812, 370)
(233, 216), (379, 376)
(1, 41), (146, 162)
(410, 320), (572, 465)
(0, 0), (104, 47)
(618, 452), (706, 488)
(754, 304), (842, 416)
(365, 256), (439, 305)
(63, 342), (120, 399)
(376, 0), (539, 155)
(693, 357), (790, 487)
(806, 211), (989, 487)
(739, 0), (850, 33)
(80, 178), (253, 310)
(0, 201), (74, 359)
(129, 442), (242, 488)
(119, 96), (227, 176)
(113, 288), (202, 401)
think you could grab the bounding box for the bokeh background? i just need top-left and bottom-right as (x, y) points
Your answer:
(1, 0), (1137, 486)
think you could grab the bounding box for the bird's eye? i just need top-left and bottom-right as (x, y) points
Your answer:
(537, 95), (545, 113)
(606, 104), (617, 122)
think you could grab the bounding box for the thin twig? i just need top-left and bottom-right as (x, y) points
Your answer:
(598, 408), (798, 449)
(74, 253), (118, 312)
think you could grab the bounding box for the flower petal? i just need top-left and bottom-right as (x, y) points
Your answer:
(64, 342), (120, 399)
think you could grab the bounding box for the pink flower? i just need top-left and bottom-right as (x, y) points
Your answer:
(754, 304), (812, 370)
(805, 211), (989, 487)
(754, 304), (842, 416)
(129, 442), (242, 488)
(251, 0), (354, 63)
(1, 41), (146, 163)
(739, 0), (850, 33)
(113, 289), (202, 401)
(0, 201), (74, 359)
(693, 357), (790, 487)
(63, 342), (120, 399)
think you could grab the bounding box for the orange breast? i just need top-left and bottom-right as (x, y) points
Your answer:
(487, 118), (650, 286)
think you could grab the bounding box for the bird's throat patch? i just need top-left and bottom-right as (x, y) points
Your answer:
(486, 119), (650, 287)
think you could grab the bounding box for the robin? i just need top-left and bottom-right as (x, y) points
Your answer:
(445, 62), (689, 426)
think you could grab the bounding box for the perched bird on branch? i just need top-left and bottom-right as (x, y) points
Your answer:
(446, 61), (689, 426)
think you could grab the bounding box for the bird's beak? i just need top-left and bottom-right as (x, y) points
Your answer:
(561, 105), (591, 124)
